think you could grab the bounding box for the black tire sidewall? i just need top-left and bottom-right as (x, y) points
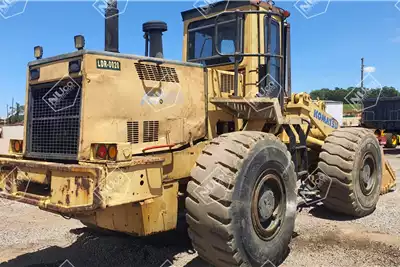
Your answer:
(231, 140), (297, 266)
(352, 135), (382, 211)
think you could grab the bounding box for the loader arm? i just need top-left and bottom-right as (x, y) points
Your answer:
(284, 93), (339, 147)
(285, 93), (396, 195)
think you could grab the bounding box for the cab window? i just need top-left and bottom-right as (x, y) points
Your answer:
(265, 19), (281, 85)
(188, 14), (244, 66)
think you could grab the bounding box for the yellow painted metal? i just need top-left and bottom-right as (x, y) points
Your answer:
(50, 175), (94, 207)
(77, 182), (179, 236)
(380, 147), (397, 195)
(98, 163), (163, 208)
(0, 0), (395, 239)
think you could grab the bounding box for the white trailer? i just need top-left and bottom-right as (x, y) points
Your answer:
(325, 101), (344, 127)
(0, 125), (24, 155)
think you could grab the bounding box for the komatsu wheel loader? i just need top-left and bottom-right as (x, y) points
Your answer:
(0, 1), (396, 266)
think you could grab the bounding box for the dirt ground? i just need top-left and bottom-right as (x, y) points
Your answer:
(0, 150), (399, 267)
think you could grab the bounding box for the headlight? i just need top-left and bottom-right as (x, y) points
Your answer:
(34, 46), (43, 59)
(74, 35), (85, 50)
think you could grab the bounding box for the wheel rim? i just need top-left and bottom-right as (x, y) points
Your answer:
(359, 153), (377, 196)
(251, 171), (285, 241)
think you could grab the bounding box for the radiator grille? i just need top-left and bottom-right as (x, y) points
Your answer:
(27, 78), (82, 160)
(127, 121), (139, 144)
(221, 73), (234, 93)
(134, 63), (179, 83)
(143, 121), (159, 143)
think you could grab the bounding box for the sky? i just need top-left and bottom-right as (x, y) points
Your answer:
(1, 0), (400, 117)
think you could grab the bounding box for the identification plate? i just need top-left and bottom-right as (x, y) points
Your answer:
(96, 59), (121, 71)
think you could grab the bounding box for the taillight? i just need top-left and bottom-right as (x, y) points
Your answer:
(94, 144), (118, 161)
(10, 140), (23, 154)
(96, 144), (108, 159)
(107, 145), (118, 161)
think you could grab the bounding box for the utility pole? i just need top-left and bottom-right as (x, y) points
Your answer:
(361, 57), (364, 90)
(11, 98), (14, 124)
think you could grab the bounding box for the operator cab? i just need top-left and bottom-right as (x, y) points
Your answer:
(182, 0), (291, 107)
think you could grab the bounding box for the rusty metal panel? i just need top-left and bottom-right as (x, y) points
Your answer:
(98, 163), (163, 207)
(78, 53), (206, 161)
(78, 182), (178, 236)
(50, 175), (94, 207)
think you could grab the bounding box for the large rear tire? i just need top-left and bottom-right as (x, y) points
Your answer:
(186, 132), (297, 267)
(318, 128), (382, 217)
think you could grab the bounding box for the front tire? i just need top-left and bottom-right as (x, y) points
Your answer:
(186, 132), (297, 267)
(318, 128), (382, 217)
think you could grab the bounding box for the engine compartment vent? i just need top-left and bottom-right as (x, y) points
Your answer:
(220, 73), (234, 93)
(143, 121), (159, 143)
(127, 121), (139, 144)
(134, 63), (180, 83)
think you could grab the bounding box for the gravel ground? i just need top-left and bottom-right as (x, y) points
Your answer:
(0, 150), (399, 267)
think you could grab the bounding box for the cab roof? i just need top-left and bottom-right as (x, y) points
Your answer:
(181, 0), (284, 21)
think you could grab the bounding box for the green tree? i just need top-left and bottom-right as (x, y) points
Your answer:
(310, 86), (400, 102)
(7, 102), (24, 124)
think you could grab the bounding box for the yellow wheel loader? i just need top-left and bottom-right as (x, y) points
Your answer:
(0, 1), (396, 266)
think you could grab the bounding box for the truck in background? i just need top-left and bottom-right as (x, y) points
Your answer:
(362, 97), (400, 148)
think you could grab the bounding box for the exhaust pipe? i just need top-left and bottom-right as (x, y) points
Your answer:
(105, 0), (119, 53)
(143, 21), (168, 58)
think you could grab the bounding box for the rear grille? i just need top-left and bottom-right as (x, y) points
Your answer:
(127, 121), (139, 144)
(26, 78), (82, 160)
(143, 121), (159, 143)
(134, 63), (179, 83)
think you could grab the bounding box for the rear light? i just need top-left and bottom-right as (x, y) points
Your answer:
(10, 140), (23, 154)
(94, 144), (118, 161)
(30, 68), (40, 80)
(69, 59), (81, 74)
(96, 144), (108, 159)
(283, 10), (291, 18)
(107, 145), (118, 160)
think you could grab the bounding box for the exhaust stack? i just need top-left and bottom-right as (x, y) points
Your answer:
(105, 0), (119, 53)
(143, 21), (168, 58)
